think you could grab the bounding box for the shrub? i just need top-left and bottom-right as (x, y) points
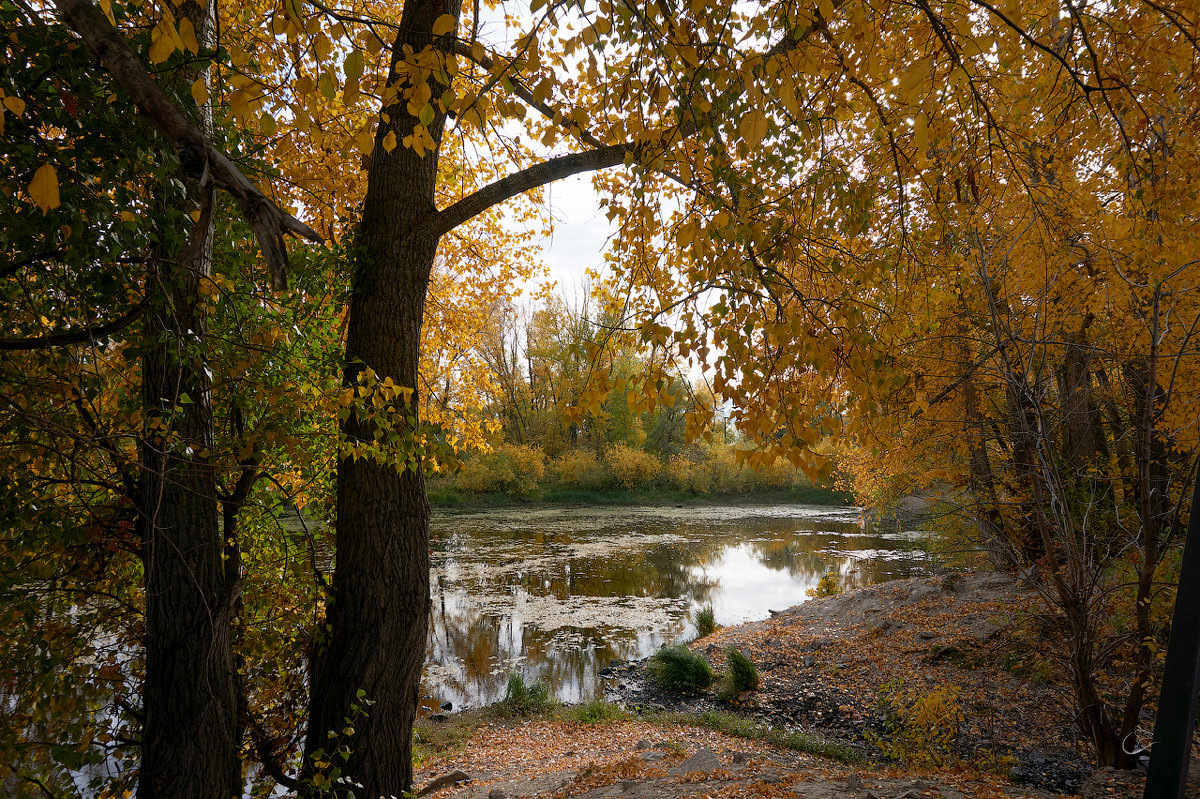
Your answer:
(665, 452), (712, 493)
(645, 645), (713, 693)
(725, 646), (760, 692)
(868, 678), (964, 767)
(694, 606), (718, 638)
(501, 443), (546, 486)
(499, 672), (555, 717)
(605, 444), (661, 489)
(551, 450), (610, 490)
(807, 571), (842, 599)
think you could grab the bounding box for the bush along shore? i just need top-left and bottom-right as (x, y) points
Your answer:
(411, 569), (1156, 799)
(428, 442), (854, 507)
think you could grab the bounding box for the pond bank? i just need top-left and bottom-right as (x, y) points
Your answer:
(429, 485), (856, 511)
(415, 569), (1159, 799)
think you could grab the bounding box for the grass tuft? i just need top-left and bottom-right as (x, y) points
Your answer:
(695, 606), (718, 638)
(568, 700), (629, 724)
(645, 709), (864, 765)
(497, 672), (556, 717)
(725, 645), (760, 692)
(645, 645), (714, 693)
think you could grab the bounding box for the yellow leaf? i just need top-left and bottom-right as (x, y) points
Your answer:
(178, 17), (200, 55)
(738, 109), (769, 148)
(344, 49), (364, 83)
(3, 95), (25, 116)
(98, 0), (116, 25)
(190, 78), (209, 106)
(818, 0), (834, 20)
(382, 130), (397, 152)
(28, 163), (60, 213)
(432, 14), (456, 36)
(148, 24), (176, 64)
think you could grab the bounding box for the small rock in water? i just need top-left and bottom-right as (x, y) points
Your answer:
(440, 700), (453, 711)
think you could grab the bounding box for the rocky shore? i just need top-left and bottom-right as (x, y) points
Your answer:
(415, 570), (1196, 799)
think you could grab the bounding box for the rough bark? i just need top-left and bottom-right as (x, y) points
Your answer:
(301, 0), (459, 794)
(136, 2), (240, 795)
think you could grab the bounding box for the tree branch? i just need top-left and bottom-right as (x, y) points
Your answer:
(0, 299), (148, 350)
(421, 144), (635, 241)
(51, 0), (324, 289)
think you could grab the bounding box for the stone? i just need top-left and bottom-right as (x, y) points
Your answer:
(731, 752), (749, 764)
(429, 713), (448, 722)
(620, 780), (638, 792)
(873, 619), (892, 633)
(415, 770), (471, 798)
(672, 747), (722, 774)
(440, 700), (453, 711)
(488, 789), (507, 799)
(918, 630), (937, 640)
(803, 656), (816, 667)
(941, 572), (964, 591)
(846, 773), (864, 789)
(634, 739), (652, 750)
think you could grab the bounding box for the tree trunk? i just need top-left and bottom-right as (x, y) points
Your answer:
(303, 0), (460, 794)
(137, 2), (240, 794)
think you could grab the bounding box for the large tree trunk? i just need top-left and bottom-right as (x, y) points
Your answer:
(137, 2), (240, 794)
(303, 0), (460, 794)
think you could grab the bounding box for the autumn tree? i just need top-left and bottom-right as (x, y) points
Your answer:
(10, 0), (1200, 794)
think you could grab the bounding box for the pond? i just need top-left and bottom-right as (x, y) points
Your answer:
(423, 503), (930, 710)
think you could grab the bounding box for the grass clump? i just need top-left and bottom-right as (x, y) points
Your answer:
(497, 672), (556, 717)
(568, 700), (629, 724)
(646, 710), (863, 765)
(725, 646), (759, 691)
(694, 606), (718, 638)
(645, 645), (714, 693)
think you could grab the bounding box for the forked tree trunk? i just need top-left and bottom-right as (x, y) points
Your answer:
(136, 2), (240, 794)
(302, 0), (460, 794)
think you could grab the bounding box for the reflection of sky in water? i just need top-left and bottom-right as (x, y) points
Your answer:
(699, 544), (815, 626)
(423, 504), (929, 709)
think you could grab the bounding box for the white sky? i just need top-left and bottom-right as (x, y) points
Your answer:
(531, 173), (615, 303)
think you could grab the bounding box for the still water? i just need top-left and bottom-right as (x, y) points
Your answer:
(423, 504), (930, 708)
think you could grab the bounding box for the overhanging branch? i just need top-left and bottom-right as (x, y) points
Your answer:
(52, 0), (324, 289)
(421, 144), (635, 241)
(0, 299), (148, 350)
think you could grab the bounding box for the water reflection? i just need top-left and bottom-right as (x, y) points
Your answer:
(424, 504), (928, 707)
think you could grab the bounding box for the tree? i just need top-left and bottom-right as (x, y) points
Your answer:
(7, 0), (1199, 794)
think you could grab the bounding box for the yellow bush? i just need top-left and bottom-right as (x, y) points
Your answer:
(666, 453), (711, 494)
(869, 679), (964, 768)
(552, 450), (610, 490)
(453, 444), (545, 494)
(453, 453), (514, 493)
(500, 444), (546, 486)
(605, 444), (661, 489)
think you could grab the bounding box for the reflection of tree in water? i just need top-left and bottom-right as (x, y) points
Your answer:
(423, 508), (928, 707)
